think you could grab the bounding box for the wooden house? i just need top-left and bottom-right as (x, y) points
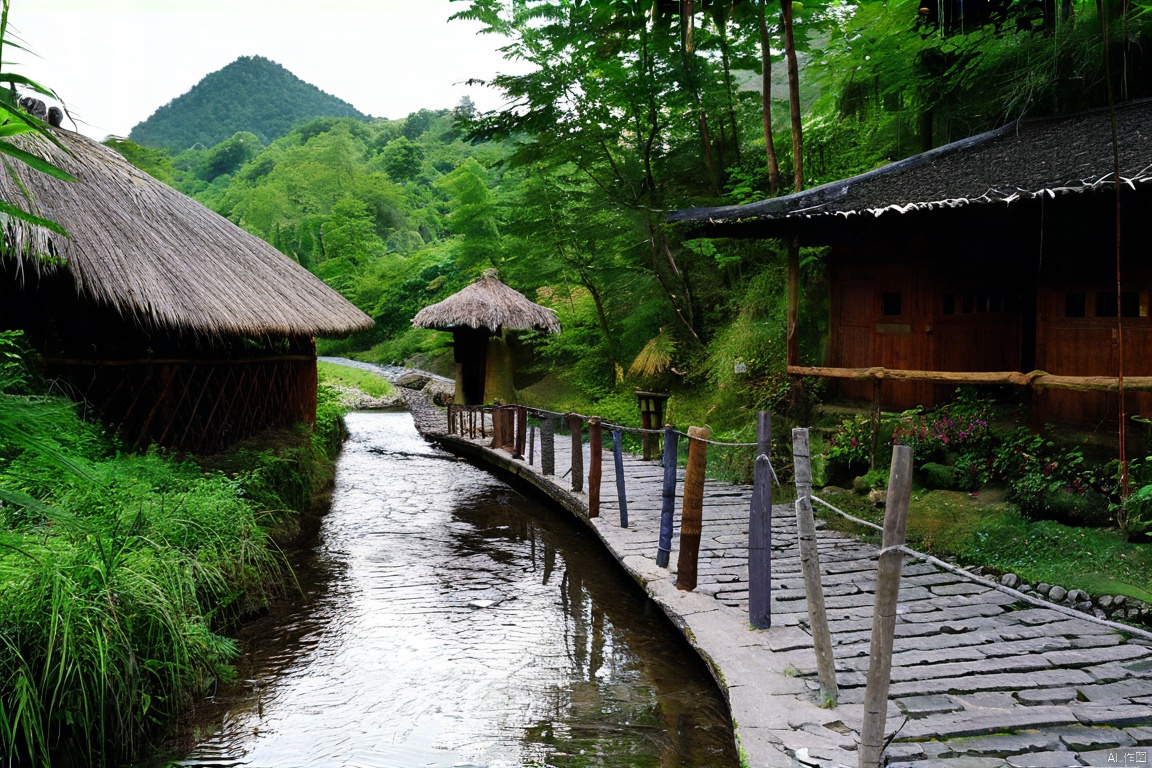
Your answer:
(412, 270), (560, 405)
(670, 100), (1152, 426)
(0, 127), (373, 452)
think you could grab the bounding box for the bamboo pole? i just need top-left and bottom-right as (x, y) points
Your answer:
(749, 411), (772, 629)
(612, 429), (629, 528)
(787, 364), (1152, 392)
(859, 444), (913, 768)
(515, 405), (527, 459)
(676, 426), (710, 591)
(657, 425), (679, 568)
(588, 418), (603, 518)
(792, 427), (838, 705)
(569, 414), (584, 493)
(542, 416), (555, 475)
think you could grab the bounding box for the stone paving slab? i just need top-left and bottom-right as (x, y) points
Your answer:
(401, 390), (1152, 768)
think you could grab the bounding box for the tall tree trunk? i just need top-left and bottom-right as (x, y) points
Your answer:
(648, 224), (701, 343)
(576, 263), (618, 369)
(758, 0), (781, 194)
(678, 10), (720, 195)
(715, 9), (742, 166)
(684, 0), (695, 53)
(782, 0), (803, 192)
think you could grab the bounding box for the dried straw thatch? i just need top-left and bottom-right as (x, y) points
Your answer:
(412, 270), (560, 334)
(0, 128), (372, 338)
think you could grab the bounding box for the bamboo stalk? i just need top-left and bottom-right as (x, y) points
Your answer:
(542, 416), (555, 475)
(515, 405), (527, 459)
(657, 425), (678, 568)
(749, 411), (772, 629)
(792, 427), (838, 705)
(612, 429), (629, 528)
(787, 364), (1152, 392)
(676, 426), (710, 591)
(588, 418), (603, 518)
(569, 414), (583, 492)
(859, 445), (913, 768)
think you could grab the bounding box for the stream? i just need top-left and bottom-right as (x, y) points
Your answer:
(173, 410), (739, 768)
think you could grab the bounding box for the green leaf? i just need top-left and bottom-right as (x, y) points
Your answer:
(0, 198), (68, 235)
(0, 140), (75, 181)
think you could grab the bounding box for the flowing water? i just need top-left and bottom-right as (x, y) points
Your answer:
(174, 411), (739, 768)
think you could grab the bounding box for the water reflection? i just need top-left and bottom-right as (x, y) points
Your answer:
(173, 411), (736, 768)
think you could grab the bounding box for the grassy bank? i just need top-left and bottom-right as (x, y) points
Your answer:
(0, 332), (346, 766)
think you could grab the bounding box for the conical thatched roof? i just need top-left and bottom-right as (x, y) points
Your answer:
(0, 127), (372, 338)
(412, 270), (560, 334)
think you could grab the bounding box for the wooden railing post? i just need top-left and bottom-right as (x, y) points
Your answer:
(541, 415), (555, 475)
(569, 414), (584, 493)
(657, 425), (678, 568)
(749, 411), (772, 629)
(588, 418), (603, 518)
(676, 426), (709, 591)
(528, 419), (536, 465)
(859, 445), (913, 768)
(792, 427), (839, 706)
(612, 429), (629, 528)
(491, 405), (504, 449)
(515, 405), (527, 459)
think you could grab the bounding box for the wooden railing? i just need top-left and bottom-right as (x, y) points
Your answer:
(445, 402), (777, 630)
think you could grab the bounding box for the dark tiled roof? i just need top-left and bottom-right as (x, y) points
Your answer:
(669, 99), (1152, 231)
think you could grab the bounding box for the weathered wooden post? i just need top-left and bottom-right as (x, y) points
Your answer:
(515, 405), (528, 459)
(541, 415), (556, 475)
(588, 418), (603, 518)
(657, 425), (678, 568)
(859, 444), (913, 768)
(612, 429), (629, 528)
(528, 420), (536, 465)
(491, 405), (504, 449)
(792, 427), (838, 706)
(447, 404), (454, 434)
(569, 414), (584, 493)
(676, 426), (709, 591)
(749, 411), (772, 629)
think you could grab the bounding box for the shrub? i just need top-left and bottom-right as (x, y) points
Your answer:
(919, 462), (957, 490)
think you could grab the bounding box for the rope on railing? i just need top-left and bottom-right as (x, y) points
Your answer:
(802, 491), (1152, 643)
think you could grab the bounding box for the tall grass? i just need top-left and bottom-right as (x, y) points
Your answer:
(0, 332), (342, 765)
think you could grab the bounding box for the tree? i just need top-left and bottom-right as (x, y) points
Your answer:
(379, 136), (424, 182)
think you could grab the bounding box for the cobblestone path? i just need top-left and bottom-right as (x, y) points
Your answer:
(386, 382), (1152, 767)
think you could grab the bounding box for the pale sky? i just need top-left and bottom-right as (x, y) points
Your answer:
(12, 0), (522, 141)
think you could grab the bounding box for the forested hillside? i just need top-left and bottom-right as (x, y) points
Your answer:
(128, 56), (368, 151)
(110, 0), (1152, 435)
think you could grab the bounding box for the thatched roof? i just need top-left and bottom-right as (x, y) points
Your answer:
(1, 127), (372, 338)
(412, 271), (561, 334)
(669, 99), (1152, 239)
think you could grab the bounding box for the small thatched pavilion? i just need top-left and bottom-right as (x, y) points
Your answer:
(0, 127), (373, 451)
(412, 270), (560, 405)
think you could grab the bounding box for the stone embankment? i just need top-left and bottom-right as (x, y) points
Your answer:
(336, 361), (1152, 768)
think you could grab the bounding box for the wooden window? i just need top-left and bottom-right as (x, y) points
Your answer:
(881, 292), (902, 316)
(1095, 291), (1141, 318)
(1064, 292), (1086, 318)
(943, 290), (1018, 315)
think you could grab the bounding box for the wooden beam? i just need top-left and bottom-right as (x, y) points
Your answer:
(787, 365), (1152, 392)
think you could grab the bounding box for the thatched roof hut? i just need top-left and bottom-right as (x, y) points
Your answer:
(2, 128), (371, 338)
(412, 270), (561, 334)
(412, 271), (559, 405)
(1, 127), (373, 450)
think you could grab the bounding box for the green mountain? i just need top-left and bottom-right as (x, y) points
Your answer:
(129, 55), (368, 151)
